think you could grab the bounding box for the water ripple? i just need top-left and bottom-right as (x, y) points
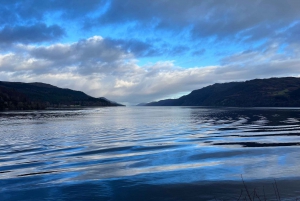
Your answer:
(1, 107), (300, 200)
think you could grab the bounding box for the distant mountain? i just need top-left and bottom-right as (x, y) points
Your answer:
(144, 77), (300, 107)
(136, 103), (147, 106)
(98, 97), (119, 105)
(0, 81), (124, 110)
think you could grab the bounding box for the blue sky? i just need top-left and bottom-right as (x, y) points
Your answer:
(1, 0), (300, 105)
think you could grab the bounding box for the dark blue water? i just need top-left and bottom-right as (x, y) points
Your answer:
(1, 107), (300, 200)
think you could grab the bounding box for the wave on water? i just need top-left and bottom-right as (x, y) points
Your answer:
(1, 107), (300, 200)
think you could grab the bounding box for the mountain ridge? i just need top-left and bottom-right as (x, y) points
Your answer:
(0, 81), (124, 110)
(143, 77), (300, 107)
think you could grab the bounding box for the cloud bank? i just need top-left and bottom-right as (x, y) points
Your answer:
(1, 36), (300, 105)
(0, 0), (300, 104)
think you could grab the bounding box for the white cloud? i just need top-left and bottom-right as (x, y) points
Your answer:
(1, 36), (300, 105)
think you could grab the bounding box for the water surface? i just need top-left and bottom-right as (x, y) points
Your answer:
(1, 107), (300, 200)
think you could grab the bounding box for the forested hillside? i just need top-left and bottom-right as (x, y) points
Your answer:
(0, 81), (123, 110)
(145, 77), (300, 107)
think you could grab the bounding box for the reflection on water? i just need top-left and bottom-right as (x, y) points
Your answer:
(1, 107), (300, 200)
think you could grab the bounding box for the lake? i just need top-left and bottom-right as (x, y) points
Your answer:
(1, 107), (300, 201)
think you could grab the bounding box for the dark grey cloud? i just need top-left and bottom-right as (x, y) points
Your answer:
(282, 22), (300, 44)
(2, 0), (299, 48)
(97, 0), (300, 42)
(1, 37), (300, 104)
(27, 36), (154, 64)
(45, 0), (106, 19)
(0, 4), (18, 25)
(190, 1), (300, 41)
(8, 36), (135, 75)
(192, 49), (205, 56)
(0, 23), (65, 44)
(1, 1), (300, 104)
(168, 45), (190, 56)
(2, 0), (300, 43)
(0, 0), (106, 24)
(105, 38), (159, 57)
(107, 39), (190, 57)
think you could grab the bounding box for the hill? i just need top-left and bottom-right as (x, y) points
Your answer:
(136, 103), (147, 106)
(0, 81), (123, 110)
(144, 77), (300, 107)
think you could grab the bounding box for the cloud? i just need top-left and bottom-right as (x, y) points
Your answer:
(0, 23), (65, 44)
(9, 36), (175, 76)
(282, 22), (300, 44)
(3, 36), (134, 75)
(98, 0), (300, 42)
(1, 36), (300, 105)
(1, 0), (300, 45)
(3, 1), (296, 42)
(192, 49), (205, 56)
(0, 0), (105, 24)
(104, 38), (159, 57)
(1, 1), (300, 104)
(1, 0), (299, 62)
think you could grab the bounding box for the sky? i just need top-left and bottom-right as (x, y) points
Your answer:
(1, 0), (300, 105)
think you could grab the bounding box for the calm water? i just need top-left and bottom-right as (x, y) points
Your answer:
(1, 107), (300, 201)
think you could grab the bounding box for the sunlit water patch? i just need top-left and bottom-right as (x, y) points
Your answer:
(1, 107), (300, 200)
